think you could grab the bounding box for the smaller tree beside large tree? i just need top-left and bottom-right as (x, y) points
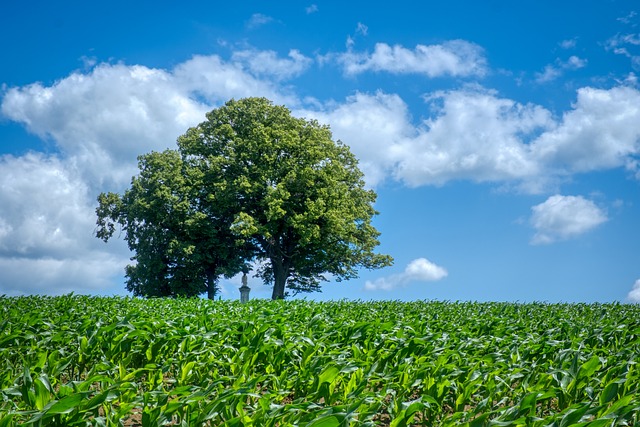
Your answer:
(96, 150), (248, 299)
(96, 97), (392, 299)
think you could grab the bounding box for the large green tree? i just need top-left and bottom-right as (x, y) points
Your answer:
(96, 149), (247, 299)
(178, 97), (392, 299)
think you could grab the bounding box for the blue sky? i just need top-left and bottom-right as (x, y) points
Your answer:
(1, 0), (639, 302)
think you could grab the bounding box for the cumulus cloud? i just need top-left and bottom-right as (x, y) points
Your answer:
(395, 87), (552, 187)
(364, 258), (447, 291)
(1, 55), (295, 191)
(627, 279), (640, 303)
(173, 54), (294, 106)
(0, 153), (90, 258)
(2, 64), (206, 190)
(0, 153), (129, 296)
(302, 84), (640, 189)
(531, 86), (640, 175)
(352, 85), (640, 189)
(338, 40), (487, 77)
(5, 57), (639, 196)
(305, 4), (318, 14)
(530, 195), (608, 244)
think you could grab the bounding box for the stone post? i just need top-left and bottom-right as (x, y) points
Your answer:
(239, 271), (250, 303)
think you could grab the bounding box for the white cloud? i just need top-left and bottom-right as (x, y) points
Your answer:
(530, 195), (608, 244)
(619, 72), (639, 87)
(535, 56), (587, 83)
(232, 49), (312, 80)
(246, 13), (273, 29)
(395, 87), (551, 186)
(566, 56), (587, 69)
(338, 40), (487, 77)
(388, 85), (640, 189)
(303, 84), (640, 190)
(174, 54), (294, 106)
(1, 55), (297, 191)
(531, 86), (640, 174)
(364, 258), (447, 291)
(8, 42), (633, 198)
(0, 153), (91, 258)
(559, 38), (578, 49)
(345, 35), (355, 49)
(535, 65), (563, 83)
(344, 23), (368, 49)
(1, 63), (208, 190)
(306, 4), (318, 14)
(0, 153), (129, 296)
(627, 279), (640, 303)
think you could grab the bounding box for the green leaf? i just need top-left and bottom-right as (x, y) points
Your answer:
(577, 355), (601, 380)
(33, 378), (51, 411)
(83, 390), (110, 411)
(469, 414), (490, 427)
(180, 361), (196, 383)
(391, 401), (426, 427)
(305, 415), (341, 427)
(318, 365), (340, 385)
(46, 393), (85, 415)
(599, 394), (634, 416)
(21, 365), (34, 407)
(518, 392), (539, 416)
(599, 381), (618, 405)
(559, 403), (590, 427)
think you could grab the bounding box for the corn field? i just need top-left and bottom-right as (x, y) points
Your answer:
(1, 295), (639, 426)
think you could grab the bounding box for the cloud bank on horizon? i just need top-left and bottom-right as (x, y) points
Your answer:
(1, 3), (639, 300)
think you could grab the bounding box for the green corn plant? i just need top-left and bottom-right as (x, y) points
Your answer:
(1, 296), (639, 426)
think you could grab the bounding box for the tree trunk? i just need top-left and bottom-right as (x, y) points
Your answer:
(206, 269), (217, 300)
(271, 258), (288, 300)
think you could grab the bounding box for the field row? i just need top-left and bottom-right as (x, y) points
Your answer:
(1, 296), (639, 426)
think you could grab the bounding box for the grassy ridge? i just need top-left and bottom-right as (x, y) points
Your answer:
(0, 295), (639, 426)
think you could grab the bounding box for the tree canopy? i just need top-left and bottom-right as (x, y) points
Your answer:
(96, 97), (392, 299)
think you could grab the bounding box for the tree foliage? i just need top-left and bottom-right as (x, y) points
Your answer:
(178, 97), (392, 299)
(96, 97), (392, 299)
